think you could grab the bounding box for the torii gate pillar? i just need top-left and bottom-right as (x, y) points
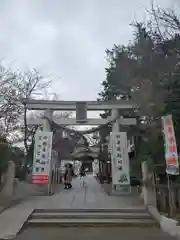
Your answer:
(111, 109), (131, 195)
(42, 110), (53, 132)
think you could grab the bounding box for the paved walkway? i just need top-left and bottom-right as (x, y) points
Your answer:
(14, 227), (177, 240)
(0, 175), (144, 239)
(36, 174), (144, 210)
(0, 175), (177, 239)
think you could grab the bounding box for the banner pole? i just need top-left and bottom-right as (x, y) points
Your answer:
(167, 174), (173, 217)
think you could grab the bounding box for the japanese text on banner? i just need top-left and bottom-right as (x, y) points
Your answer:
(32, 131), (53, 184)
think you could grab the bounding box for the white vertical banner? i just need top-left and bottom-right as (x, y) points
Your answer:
(109, 132), (116, 185)
(32, 131), (53, 184)
(112, 132), (130, 185)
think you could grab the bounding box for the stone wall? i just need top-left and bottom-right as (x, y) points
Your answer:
(0, 161), (15, 198)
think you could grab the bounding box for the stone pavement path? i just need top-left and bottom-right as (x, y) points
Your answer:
(0, 175), (177, 239)
(36, 174), (144, 210)
(0, 175), (144, 239)
(14, 227), (177, 240)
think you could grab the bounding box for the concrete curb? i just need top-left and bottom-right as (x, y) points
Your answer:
(0, 202), (35, 239)
(147, 205), (180, 239)
(147, 205), (161, 223)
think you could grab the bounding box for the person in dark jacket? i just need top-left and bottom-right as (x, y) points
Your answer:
(64, 163), (74, 189)
(79, 165), (85, 179)
(67, 163), (74, 189)
(64, 164), (68, 189)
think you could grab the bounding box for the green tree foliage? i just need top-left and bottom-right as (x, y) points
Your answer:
(99, 6), (180, 174)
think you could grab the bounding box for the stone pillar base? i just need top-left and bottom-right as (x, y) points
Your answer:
(111, 184), (131, 196)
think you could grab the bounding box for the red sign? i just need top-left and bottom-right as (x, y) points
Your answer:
(165, 118), (177, 154)
(32, 174), (49, 184)
(162, 115), (179, 175)
(167, 156), (177, 165)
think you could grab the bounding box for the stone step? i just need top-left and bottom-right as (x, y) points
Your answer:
(31, 212), (151, 220)
(28, 208), (156, 228)
(34, 208), (147, 213)
(27, 218), (156, 227)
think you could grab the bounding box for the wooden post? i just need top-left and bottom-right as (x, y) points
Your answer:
(167, 174), (174, 217)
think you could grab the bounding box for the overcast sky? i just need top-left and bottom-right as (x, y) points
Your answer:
(0, 0), (177, 101)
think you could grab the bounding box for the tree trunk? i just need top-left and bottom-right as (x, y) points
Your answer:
(23, 106), (29, 154)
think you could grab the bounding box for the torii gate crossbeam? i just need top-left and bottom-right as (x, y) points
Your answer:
(23, 99), (136, 111)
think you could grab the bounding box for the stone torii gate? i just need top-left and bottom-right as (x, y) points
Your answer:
(25, 99), (137, 195)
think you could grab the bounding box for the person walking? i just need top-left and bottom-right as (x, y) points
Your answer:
(79, 165), (86, 186)
(79, 165), (85, 179)
(64, 164), (68, 189)
(66, 163), (74, 189)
